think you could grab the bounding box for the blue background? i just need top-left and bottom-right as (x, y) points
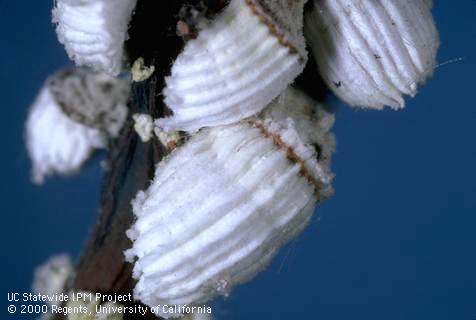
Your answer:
(1, 1), (475, 319)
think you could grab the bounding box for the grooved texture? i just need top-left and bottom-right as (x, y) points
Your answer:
(126, 88), (335, 318)
(305, 0), (439, 109)
(249, 0), (308, 56)
(158, 0), (307, 132)
(53, 0), (138, 75)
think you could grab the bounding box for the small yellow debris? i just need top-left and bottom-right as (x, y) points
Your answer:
(131, 58), (155, 82)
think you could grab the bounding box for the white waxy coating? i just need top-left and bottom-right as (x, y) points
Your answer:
(26, 68), (129, 184)
(53, 0), (138, 75)
(158, 0), (308, 132)
(26, 85), (106, 184)
(126, 88), (335, 318)
(305, 0), (439, 109)
(32, 254), (73, 306)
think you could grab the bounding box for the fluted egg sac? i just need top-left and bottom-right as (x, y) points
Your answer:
(25, 68), (130, 184)
(26, 86), (106, 184)
(158, 0), (308, 132)
(126, 88), (335, 318)
(305, 0), (439, 109)
(52, 0), (138, 75)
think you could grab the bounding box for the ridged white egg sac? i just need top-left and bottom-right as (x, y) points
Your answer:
(52, 0), (138, 75)
(26, 85), (106, 184)
(125, 88), (335, 318)
(305, 0), (439, 109)
(26, 68), (130, 184)
(32, 254), (73, 306)
(158, 0), (308, 132)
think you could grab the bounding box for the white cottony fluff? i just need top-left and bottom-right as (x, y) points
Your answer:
(126, 88), (335, 318)
(26, 68), (129, 184)
(26, 85), (106, 184)
(305, 0), (439, 109)
(158, 0), (308, 132)
(32, 254), (73, 306)
(53, 0), (138, 75)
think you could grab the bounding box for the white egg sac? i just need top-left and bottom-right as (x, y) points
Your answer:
(26, 68), (129, 184)
(126, 87), (335, 318)
(305, 0), (439, 109)
(158, 0), (308, 132)
(53, 0), (138, 75)
(26, 85), (106, 184)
